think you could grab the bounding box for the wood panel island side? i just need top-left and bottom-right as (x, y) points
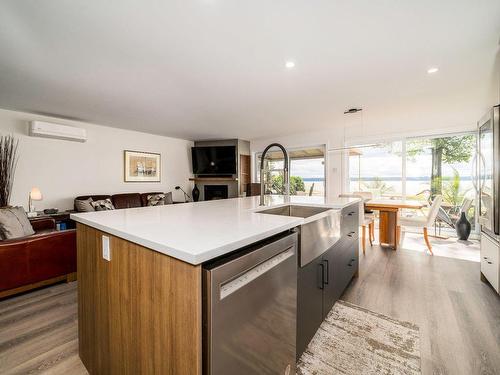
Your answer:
(77, 223), (203, 374)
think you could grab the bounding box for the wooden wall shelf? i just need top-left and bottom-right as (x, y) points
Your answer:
(189, 177), (238, 182)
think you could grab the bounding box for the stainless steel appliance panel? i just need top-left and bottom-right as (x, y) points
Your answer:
(479, 105), (500, 237)
(203, 232), (298, 375)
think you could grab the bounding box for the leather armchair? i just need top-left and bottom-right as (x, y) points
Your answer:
(0, 217), (76, 299)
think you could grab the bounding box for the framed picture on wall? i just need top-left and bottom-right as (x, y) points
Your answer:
(124, 150), (161, 182)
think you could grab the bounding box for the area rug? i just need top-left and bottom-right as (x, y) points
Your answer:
(297, 300), (421, 375)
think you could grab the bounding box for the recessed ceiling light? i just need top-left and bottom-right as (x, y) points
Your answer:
(427, 67), (439, 74)
(285, 61), (295, 69)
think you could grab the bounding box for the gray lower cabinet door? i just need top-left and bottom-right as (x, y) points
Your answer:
(296, 254), (324, 360)
(322, 239), (344, 317)
(323, 236), (358, 317)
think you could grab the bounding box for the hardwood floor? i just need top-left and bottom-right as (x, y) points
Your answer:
(343, 245), (500, 375)
(0, 246), (498, 375)
(0, 282), (87, 375)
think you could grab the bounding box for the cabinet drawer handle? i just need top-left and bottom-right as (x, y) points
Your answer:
(347, 211), (356, 216)
(318, 263), (325, 290)
(347, 232), (355, 238)
(487, 261), (493, 264)
(323, 259), (329, 285)
(348, 258), (356, 267)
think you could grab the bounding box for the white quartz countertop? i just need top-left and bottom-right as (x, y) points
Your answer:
(71, 195), (359, 265)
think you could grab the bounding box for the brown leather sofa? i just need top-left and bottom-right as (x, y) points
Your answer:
(0, 217), (76, 299)
(74, 192), (169, 211)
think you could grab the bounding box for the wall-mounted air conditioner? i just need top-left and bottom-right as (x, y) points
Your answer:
(29, 121), (87, 143)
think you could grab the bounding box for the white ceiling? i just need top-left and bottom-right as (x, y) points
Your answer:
(0, 1), (499, 141)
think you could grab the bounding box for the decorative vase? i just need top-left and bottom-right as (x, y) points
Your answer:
(456, 212), (471, 240)
(192, 184), (200, 202)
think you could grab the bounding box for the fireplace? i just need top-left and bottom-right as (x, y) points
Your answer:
(204, 185), (229, 200)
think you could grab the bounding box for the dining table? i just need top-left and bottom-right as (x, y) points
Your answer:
(364, 199), (427, 250)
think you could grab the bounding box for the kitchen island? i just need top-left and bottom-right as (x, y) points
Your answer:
(71, 195), (359, 375)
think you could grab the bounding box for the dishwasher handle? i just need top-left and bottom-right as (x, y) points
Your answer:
(219, 246), (295, 300)
(205, 232), (298, 301)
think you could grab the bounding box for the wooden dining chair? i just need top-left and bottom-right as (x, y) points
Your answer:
(339, 193), (374, 254)
(397, 195), (442, 255)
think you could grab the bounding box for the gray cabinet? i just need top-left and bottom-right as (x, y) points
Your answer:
(324, 234), (358, 316)
(341, 204), (359, 236)
(296, 202), (360, 359)
(297, 255), (324, 359)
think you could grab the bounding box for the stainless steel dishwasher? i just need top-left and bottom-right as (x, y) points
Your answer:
(203, 231), (298, 375)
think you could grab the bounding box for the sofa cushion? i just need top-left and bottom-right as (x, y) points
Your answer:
(74, 195), (111, 211)
(111, 193), (142, 209)
(0, 207), (35, 240)
(91, 199), (115, 211)
(142, 192), (173, 206)
(146, 193), (166, 206)
(140, 192), (163, 206)
(75, 197), (95, 212)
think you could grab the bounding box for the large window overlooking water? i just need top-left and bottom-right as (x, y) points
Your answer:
(347, 133), (477, 231)
(348, 142), (403, 197)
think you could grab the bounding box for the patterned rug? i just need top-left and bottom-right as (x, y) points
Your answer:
(297, 300), (421, 375)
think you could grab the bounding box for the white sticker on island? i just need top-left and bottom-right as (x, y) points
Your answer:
(102, 235), (111, 261)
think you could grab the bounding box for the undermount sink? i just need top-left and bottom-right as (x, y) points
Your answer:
(256, 204), (341, 267)
(256, 204), (332, 218)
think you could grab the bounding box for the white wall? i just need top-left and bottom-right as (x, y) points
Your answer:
(0, 109), (193, 211)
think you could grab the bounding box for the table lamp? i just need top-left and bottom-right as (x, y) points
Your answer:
(28, 187), (42, 217)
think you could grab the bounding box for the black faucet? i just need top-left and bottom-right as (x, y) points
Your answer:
(260, 143), (289, 206)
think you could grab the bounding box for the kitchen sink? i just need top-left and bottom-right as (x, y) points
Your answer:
(256, 205), (332, 218)
(256, 204), (341, 266)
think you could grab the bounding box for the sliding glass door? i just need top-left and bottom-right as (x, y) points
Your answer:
(347, 132), (478, 234)
(406, 134), (476, 230)
(256, 146), (326, 197)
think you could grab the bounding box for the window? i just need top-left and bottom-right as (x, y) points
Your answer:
(347, 132), (477, 233)
(255, 146), (326, 196)
(406, 134), (476, 230)
(348, 141), (403, 198)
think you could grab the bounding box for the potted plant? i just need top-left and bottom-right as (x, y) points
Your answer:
(0, 135), (19, 208)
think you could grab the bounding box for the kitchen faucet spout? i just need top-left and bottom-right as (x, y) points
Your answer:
(260, 143), (289, 206)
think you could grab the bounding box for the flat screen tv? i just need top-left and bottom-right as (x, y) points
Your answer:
(192, 146), (236, 175)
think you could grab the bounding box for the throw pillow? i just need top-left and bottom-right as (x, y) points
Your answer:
(147, 193), (166, 206)
(164, 191), (173, 204)
(75, 198), (95, 212)
(91, 199), (115, 211)
(0, 207), (35, 240)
